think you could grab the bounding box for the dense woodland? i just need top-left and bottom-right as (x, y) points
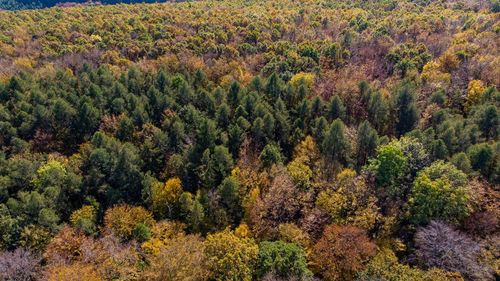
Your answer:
(0, 0), (176, 11)
(0, 0), (499, 280)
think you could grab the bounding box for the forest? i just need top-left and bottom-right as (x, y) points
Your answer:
(0, 0), (177, 11)
(0, 0), (499, 280)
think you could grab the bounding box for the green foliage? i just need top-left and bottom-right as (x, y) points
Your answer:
(260, 143), (283, 168)
(356, 121), (379, 166)
(450, 152), (472, 174)
(369, 143), (408, 194)
(322, 119), (350, 167)
(328, 95), (346, 121)
(386, 43), (432, 76)
(217, 176), (242, 226)
(257, 240), (311, 279)
(408, 161), (471, 225)
(367, 92), (390, 133)
(395, 84), (419, 136)
(0, 0), (497, 277)
(132, 223), (151, 242)
(467, 142), (498, 181)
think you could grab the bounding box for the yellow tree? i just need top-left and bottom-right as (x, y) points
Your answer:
(204, 229), (258, 281)
(151, 177), (183, 218)
(103, 204), (155, 241)
(316, 169), (380, 231)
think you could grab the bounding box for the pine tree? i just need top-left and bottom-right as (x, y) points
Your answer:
(395, 84), (419, 136)
(322, 119), (350, 166)
(328, 95), (346, 121)
(252, 117), (265, 145)
(367, 91), (389, 133)
(266, 72), (282, 100)
(313, 116), (328, 145)
(228, 81), (241, 108)
(356, 121), (379, 166)
(216, 103), (231, 128)
(310, 96), (324, 118)
(263, 113), (275, 140)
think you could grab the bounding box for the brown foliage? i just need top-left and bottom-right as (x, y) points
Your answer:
(43, 226), (141, 280)
(43, 226), (90, 265)
(143, 234), (209, 281)
(299, 207), (331, 241)
(249, 167), (304, 237)
(312, 224), (376, 280)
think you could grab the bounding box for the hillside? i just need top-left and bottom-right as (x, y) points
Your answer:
(0, 0), (499, 280)
(0, 0), (176, 10)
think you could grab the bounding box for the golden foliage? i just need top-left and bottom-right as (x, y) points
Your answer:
(46, 263), (102, 281)
(144, 234), (209, 281)
(466, 79), (486, 110)
(316, 169), (380, 230)
(70, 205), (97, 226)
(290, 72), (315, 89)
(360, 248), (464, 281)
(421, 61), (451, 90)
(287, 159), (313, 189)
(235, 223), (251, 238)
(204, 229), (258, 281)
(103, 204), (155, 240)
(151, 177), (183, 217)
(141, 220), (186, 256)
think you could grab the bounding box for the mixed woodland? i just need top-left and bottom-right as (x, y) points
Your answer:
(0, 0), (499, 280)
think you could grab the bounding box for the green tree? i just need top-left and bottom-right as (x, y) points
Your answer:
(467, 142), (496, 179)
(82, 132), (144, 208)
(356, 121), (379, 166)
(430, 139), (448, 160)
(217, 176), (242, 226)
(367, 92), (389, 133)
(257, 240), (311, 279)
(228, 81), (241, 108)
(265, 72), (282, 100)
(474, 104), (498, 139)
(368, 143), (408, 194)
(409, 161), (471, 225)
(322, 119), (350, 167)
(450, 152), (472, 174)
(328, 95), (346, 121)
(395, 84), (419, 136)
(260, 143), (283, 168)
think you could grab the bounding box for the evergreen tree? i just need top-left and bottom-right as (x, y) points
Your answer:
(263, 113), (276, 140)
(310, 96), (324, 118)
(266, 72), (282, 100)
(217, 176), (242, 225)
(367, 91), (389, 133)
(228, 81), (241, 108)
(475, 104), (498, 139)
(356, 121), (379, 166)
(216, 103), (231, 129)
(313, 116), (328, 145)
(395, 84), (419, 136)
(328, 95), (346, 121)
(252, 117), (265, 145)
(430, 139), (448, 160)
(322, 119), (350, 166)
